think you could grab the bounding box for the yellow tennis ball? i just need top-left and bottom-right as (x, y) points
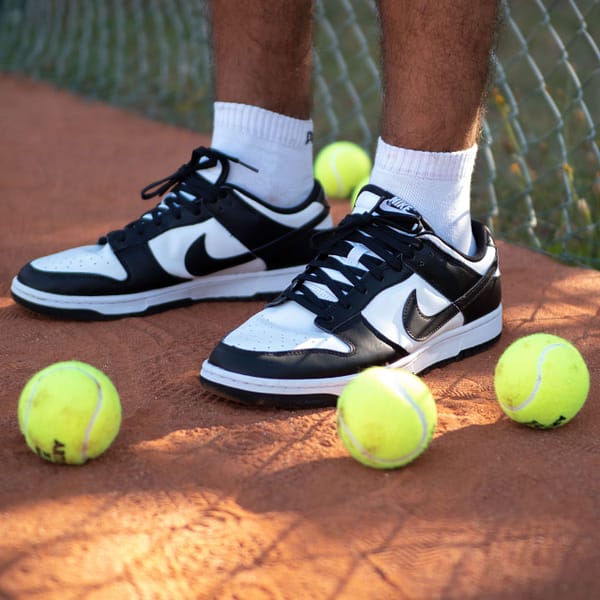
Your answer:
(494, 333), (589, 429)
(18, 361), (122, 464)
(314, 141), (372, 199)
(337, 367), (437, 469)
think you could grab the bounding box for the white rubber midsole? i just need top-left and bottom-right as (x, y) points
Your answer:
(11, 266), (302, 316)
(200, 304), (503, 397)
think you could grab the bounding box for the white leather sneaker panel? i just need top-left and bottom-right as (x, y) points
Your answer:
(223, 301), (351, 353)
(361, 275), (464, 351)
(234, 190), (328, 228)
(31, 244), (128, 280)
(422, 233), (497, 275)
(148, 220), (251, 278)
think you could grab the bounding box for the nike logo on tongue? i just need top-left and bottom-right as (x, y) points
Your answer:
(377, 196), (421, 218)
(353, 185), (422, 218)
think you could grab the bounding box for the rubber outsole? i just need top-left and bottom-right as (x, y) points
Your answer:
(9, 264), (302, 320)
(199, 332), (502, 410)
(11, 290), (279, 321)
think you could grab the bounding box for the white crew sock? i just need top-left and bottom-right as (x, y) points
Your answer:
(210, 102), (315, 208)
(368, 137), (478, 255)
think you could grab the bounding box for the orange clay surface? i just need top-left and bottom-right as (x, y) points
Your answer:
(1, 75), (599, 600)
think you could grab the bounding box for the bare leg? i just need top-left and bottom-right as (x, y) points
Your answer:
(367, 0), (501, 254)
(210, 0), (314, 119)
(378, 0), (500, 151)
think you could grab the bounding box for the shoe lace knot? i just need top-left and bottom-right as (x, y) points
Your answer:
(99, 147), (257, 244)
(273, 208), (424, 319)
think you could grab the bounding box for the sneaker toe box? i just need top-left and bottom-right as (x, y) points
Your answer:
(30, 244), (128, 279)
(16, 244), (128, 295)
(222, 303), (351, 353)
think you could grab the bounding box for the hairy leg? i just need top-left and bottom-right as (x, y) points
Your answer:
(210, 0), (314, 119)
(378, 0), (500, 151)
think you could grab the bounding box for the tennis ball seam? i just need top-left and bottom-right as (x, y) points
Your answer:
(21, 377), (42, 441)
(76, 365), (104, 462)
(499, 342), (566, 413)
(338, 378), (430, 466)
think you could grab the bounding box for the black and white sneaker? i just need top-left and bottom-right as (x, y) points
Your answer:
(11, 147), (333, 319)
(200, 185), (502, 408)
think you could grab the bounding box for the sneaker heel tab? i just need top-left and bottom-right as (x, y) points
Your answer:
(465, 221), (497, 261)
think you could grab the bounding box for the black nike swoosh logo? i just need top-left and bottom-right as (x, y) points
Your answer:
(184, 234), (255, 276)
(402, 290), (459, 342)
(403, 263), (498, 342)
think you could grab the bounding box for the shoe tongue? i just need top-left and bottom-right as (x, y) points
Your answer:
(301, 189), (425, 306)
(353, 186), (421, 218)
(352, 187), (383, 213)
(353, 186), (425, 233)
(375, 195), (422, 220)
(160, 154), (224, 204)
(195, 154), (224, 184)
(140, 154), (224, 221)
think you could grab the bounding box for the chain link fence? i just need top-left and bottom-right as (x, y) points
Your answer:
(1, 0), (599, 267)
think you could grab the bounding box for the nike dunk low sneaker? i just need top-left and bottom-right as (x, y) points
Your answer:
(11, 147), (332, 319)
(200, 185), (502, 408)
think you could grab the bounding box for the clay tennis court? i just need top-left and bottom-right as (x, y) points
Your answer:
(1, 75), (599, 599)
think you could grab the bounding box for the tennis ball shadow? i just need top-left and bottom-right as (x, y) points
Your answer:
(233, 416), (591, 523)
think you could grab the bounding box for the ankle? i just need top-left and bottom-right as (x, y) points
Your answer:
(211, 102), (315, 208)
(369, 137), (477, 255)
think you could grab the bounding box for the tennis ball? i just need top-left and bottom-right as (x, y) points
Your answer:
(314, 141), (372, 199)
(337, 367), (437, 469)
(351, 175), (370, 208)
(18, 361), (122, 464)
(494, 333), (589, 429)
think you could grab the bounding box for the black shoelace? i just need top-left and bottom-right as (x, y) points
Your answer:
(99, 147), (256, 244)
(277, 210), (424, 318)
